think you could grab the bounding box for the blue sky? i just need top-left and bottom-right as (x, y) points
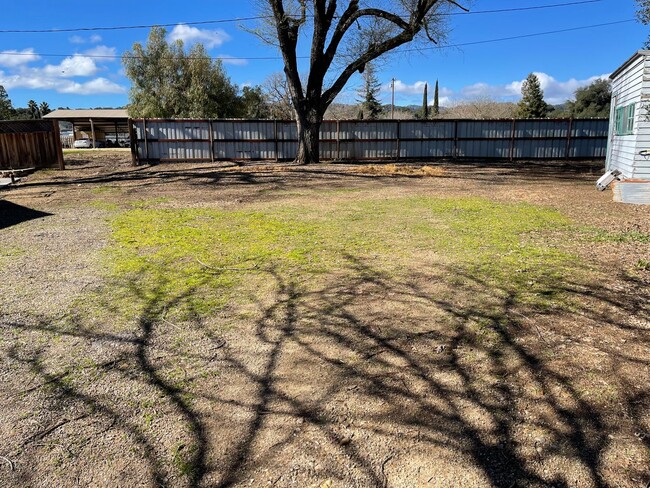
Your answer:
(0, 0), (645, 109)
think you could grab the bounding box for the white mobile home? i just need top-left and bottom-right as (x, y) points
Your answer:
(605, 50), (650, 203)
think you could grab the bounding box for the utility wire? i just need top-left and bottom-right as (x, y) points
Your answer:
(0, 18), (634, 61)
(0, 0), (603, 34)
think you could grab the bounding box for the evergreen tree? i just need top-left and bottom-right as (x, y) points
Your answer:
(357, 63), (382, 120)
(433, 80), (440, 116)
(420, 83), (429, 120)
(236, 86), (271, 118)
(516, 73), (549, 118)
(0, 85), (13, 120)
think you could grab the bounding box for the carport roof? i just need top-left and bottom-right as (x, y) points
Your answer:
(44, 109), (128, 120)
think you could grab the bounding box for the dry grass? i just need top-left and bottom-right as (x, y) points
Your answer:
(349, 163), (446, 177)
(0, 153), (649, 488)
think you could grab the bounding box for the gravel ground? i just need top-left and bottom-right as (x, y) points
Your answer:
(0, 151), (649, 488)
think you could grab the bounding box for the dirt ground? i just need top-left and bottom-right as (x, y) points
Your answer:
(0, 150), (649, 488)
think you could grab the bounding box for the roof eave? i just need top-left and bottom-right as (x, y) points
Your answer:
(610, 50), (650, 80)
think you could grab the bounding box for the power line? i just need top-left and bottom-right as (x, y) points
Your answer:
(0, 18), (633, 62)
(0, 0), (603, 34)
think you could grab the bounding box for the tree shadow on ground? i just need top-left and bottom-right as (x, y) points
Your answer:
(1, 253), (649, 486)
(18, 159), (604, 195)
(0, 200), (52, 230)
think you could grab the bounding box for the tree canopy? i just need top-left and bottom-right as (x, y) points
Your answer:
(123, 27), (240, 118)
(516, 73), (549, 119)
(567, 79), (611, 118)
(0, 86), (12, 120)
(255, 0), (466, 164)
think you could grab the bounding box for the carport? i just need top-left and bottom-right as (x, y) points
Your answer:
(44, 109), (129, 148)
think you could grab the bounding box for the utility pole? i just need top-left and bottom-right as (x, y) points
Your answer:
(391, 78), (395, 119)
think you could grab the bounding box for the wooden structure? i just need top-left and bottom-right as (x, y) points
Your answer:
(130, 118), (609, 165)
(0, 120), (64, 171)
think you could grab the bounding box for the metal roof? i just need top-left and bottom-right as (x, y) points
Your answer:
(44, 109), (128, 119)
(609, 50), (650, 80)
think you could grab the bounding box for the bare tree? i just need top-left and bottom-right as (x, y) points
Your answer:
(442, 97), (518, 119)
(263, 72), (295, 119)
(254, 0), (466, 164)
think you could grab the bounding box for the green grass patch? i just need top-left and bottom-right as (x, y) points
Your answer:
(584, 228), (650, 244)
(97, 196), (581, 323)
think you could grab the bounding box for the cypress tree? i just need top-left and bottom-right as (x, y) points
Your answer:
(433, 80), (440, 116)
(0, 85), (12, 120)
(421, 83), (429, 119)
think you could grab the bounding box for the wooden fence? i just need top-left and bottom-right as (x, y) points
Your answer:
(130, 118), (609, 164)
(0, 120), (64, 170)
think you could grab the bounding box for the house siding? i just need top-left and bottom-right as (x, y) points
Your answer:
(607, 52), (650, 179)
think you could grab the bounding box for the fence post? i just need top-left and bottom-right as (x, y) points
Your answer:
(128, 119), (138, 166)
(336, 119), (341, 161)
(51, 119), (65, 170)
(209, 119), (215, 163)
(274, 120), (279, 162)
(396, 120), (401, 161)
(565, 118), (573, 160)
(143, 118), (149, 162)
(510, 119), (516, 162)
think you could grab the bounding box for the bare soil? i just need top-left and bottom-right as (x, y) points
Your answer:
(0, 150), (649, 488)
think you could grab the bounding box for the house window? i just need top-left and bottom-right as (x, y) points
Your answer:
(615, 103), (635, 136)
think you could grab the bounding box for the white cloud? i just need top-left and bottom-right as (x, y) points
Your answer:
(84, 45), (118, 60)
(0, 69), (125, 95)
(218, 55), (247, 66)
(168, 24), (231, 49)
(0, 49), (40, 68)
(460, 72), (611, 104)
(59, 78), (126, 95)
(43, 55), (99, 78)
(69, 34), (103, 45)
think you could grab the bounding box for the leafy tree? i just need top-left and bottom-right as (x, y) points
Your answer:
(254, 0), (466, 164)
(28, 100), (41, 119)
(568, 79), (611, 118)
(433, 80), (439, 116)
(0, 85), (13, 120)
(516, 73), (549, 119)
(636, 0), (650, 47)
(237, 86), (271, 118)
(123, 27), (240, 118)
(39, 102), (52, 117)
(357, 62), (382, 120)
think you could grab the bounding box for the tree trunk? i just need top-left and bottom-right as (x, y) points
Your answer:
(295, 113), (322, 165)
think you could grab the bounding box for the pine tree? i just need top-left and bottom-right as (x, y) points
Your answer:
(516, 73), (549, 118)
(357, 63), (382, 120)
(433, 80), (440, 116)
(0, 85), (13, 120)
(421, 83), (429, 120)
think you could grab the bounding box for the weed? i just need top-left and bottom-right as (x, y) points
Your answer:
(636, 259), (650, 271)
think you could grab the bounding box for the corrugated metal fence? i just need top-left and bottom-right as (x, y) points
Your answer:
(0, 120), (64, 170)
(130, 118), (608, 164)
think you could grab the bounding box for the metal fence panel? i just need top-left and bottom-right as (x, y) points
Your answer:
(131, 118), (609, 164)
